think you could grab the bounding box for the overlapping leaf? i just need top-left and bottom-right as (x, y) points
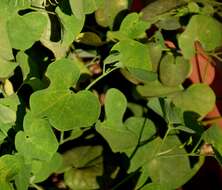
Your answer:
(112, 39), (152, 71)
(159, 53), (191, 86)
(7, 12), (48, 50)
(30, 58), (100, 131)
(0, 154), (23, 190)
(137, 80), (182, 97)
(96, 88), (138, 152)
(69, 0), (104, 19)
(95, 0), (128, 28)
(178, 15), (222, 59)
(172, 84), (215, 117)
(15, 114), (59, 161)
(63, 146), (103, 190)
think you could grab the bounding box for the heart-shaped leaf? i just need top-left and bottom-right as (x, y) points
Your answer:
(31, 153), (62, 183)
(105, 88), (127, 123)
(7, 12), (47, 50)
(159, 54), (191, 86)
(112, 39), (152, 71)
(63, 146), (103, 190)
(96, 88), (138, 152)
(46, 58), (80, 90)
(15, 115), (59, 161)
(172, 84), (215, 117)
(178, 15), (222, 59)
(30, 90), (100, 131)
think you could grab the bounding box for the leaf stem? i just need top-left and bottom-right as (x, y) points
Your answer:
(31, 183), (44, 190)
(111, 171), (138, 190)
(59, 131), (64, 145)
(158, 153), (212, 158)
(191, 137), (203, 154)
(85, 67), (119, 90)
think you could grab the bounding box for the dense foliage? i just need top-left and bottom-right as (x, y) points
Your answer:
(0, 0), (222, 189)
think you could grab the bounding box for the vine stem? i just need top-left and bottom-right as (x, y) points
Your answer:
(157, 153), (213, 159)
(191, 137), (203, 154)
(31, 183), (44, 190)
(85, 67), (119, 90)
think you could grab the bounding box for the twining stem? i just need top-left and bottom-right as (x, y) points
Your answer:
(85, 67), (119, 90)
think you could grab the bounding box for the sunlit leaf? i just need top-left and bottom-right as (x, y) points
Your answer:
(15, 115), (59, 161)
(178, 15), (222, 59)
(7, 12), (48, 50)
(172, 84), (215, 117)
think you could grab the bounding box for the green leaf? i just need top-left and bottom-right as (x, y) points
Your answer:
(147, 43), (162, 72)
(119, 12), (150, 39)
(7, 12), (47, 50)
(46, 58), (80, 90)
(0, 96), (18, 124)
(30, 90), (100, 131)
(0, 154), (23, 189)
(127, 68), (158, 83)
(69, 0), (104, 19)
(157, 16), (181, 30)
(141, 0), (187, 21)
(14, 162), (31, 190)
(96, 121), (138, 153)
(75, 32), (104, 46)
(159, 54), (191, 86)
(63, 146), (103, 190)
(127, 102), (144, 117)
(172, 84), (216, 117)
(147, 136), (196, 190)
(82, 0), (104, 15)
(124, 117), (156, 142)
(203, 125), (222, 156)
(0, 58), (18, 79)
(15, 115), (59, 161)
(129, 138), (161, 172)
(31, 153), (62, 183)
(178, 15), (222, 59)
(147, 98), (185, 125)
(69, 0), (84, 19)
(95, 0), (128, 28)
(140, 183), (162, 190)
(56, 6), (85, 47)
(137, 80), (182, 97)
(0, 17), (13, 60)
(105, 88), (127, 123)
(112, 39), (152, 71)
(96, 88), (138, 152)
